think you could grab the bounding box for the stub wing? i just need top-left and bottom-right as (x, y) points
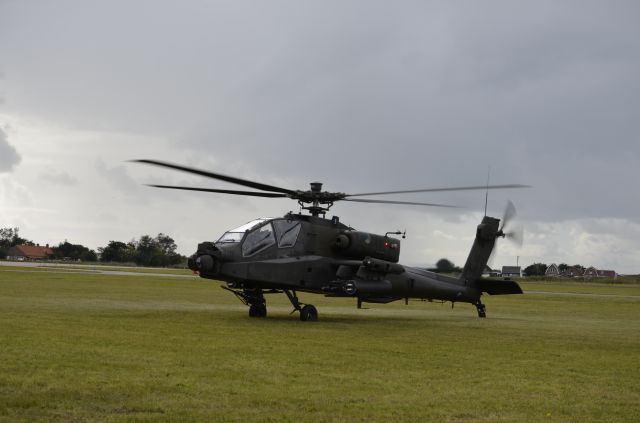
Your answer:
(475, 278), (523, 295)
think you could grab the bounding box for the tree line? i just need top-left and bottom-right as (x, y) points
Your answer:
(0, 227), (186, 267)
(430, 259), (591, 277)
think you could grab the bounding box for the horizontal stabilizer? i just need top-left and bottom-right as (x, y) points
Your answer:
(476, 279), (523, 295)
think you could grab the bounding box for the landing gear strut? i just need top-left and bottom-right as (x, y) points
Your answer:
(285, 290), (318, 321)
(245, 289), (267, 318)
(222, 286), (267, 318)
(475, 300), (487, 318)
(222, 286), (317, 321)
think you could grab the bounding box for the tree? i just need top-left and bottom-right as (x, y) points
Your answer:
(52, 241), (98, 262)
(0, 227), (34, 259)
(524, 263), (548, 276)
(156, 233), (182, 266)
(431, 258), (461, 273)
(99, 233), (184, 266)
(134, 235), (163, 266)
(98, 241), (134, 263)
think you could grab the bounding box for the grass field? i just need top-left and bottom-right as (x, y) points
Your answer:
(1, 266), (639, 422)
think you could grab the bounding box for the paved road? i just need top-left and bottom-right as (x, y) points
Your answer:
(0, 260), (196, 279)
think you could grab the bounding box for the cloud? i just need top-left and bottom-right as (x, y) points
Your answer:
(0, 1), (639, 270)
(94, 159), (142, 195)
(39, 170), (78, 186)
(0, 128), (21, 173)
(0, 175), (34, 207)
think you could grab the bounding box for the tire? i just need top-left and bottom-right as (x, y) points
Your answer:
(299, 304), (318, 322)
(249, 304), (267, 318)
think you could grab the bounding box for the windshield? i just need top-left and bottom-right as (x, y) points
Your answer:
(242, 222), (276, 256)
(273, 219), (301, 248)
(216, 218), (273, 243)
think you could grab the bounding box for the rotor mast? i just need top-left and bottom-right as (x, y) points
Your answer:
(298, 182), (334, 217)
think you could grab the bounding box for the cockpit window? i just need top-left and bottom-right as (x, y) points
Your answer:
(217, 218), (271, 243)
(241, 222), (276, 256)
(273, 219), (301, 248)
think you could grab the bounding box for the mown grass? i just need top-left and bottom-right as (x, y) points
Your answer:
(0, 269), (638, 422)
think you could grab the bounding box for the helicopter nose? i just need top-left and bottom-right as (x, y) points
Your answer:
(188, 254), (215, 273)
(187, 254), (198, 271)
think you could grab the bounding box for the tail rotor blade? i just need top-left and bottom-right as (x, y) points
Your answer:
(500, 200), (517, 231)
(505, 224), (524, 248)
(487, 242), (498, 270)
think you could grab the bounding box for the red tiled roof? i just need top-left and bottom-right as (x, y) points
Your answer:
(14, 245), (54, 259)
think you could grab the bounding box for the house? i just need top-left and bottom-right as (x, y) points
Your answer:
(6, 244), (54, 261)
(561, 266), (584, 277)
(501, 266), (522, 278)
(584, 266), (617, 280)
(597, 270), (617, 279)
(482, 265), (500, 278)
(545, 263), (560, 277)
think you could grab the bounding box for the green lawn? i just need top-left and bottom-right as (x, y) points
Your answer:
(1, 269), (638, 422)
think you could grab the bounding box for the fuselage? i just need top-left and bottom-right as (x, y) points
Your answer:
(190, 213), (482, 305)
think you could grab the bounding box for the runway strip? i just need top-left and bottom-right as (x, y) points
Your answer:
(0, 260), (195, 278)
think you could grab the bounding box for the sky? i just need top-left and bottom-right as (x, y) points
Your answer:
(1, 0), (639, 272)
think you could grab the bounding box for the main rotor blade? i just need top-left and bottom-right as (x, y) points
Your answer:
(346, 184), (530, 198)
(344, 198), (459, 208)
(146, 185), (288, 198)
(133, 160), (297, 195)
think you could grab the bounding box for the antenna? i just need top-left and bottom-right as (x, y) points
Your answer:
(484, 166), (491, 217)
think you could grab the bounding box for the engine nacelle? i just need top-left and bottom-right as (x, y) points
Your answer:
(362, 257), (405, 274)
(331, 231), (400, 262)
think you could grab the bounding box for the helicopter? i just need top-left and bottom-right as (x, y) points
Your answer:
(134, 159), (527, 321)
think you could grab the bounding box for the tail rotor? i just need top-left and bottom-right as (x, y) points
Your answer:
(489, 200), (524, 268)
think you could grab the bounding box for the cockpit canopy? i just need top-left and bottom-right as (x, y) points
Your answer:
(216, 217), (303, 257)
(217, 218), (271, 243)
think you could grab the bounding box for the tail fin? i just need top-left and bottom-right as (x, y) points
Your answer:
(460, 216), (501, 284)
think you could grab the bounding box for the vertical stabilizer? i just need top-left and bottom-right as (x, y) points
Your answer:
(460, 216), (501, 284)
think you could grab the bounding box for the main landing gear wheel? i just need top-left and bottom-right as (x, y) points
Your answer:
(475, 301), (487, 318)
(284, 290), (318, 321)
(249, 303), (267, 318)
(299, 304), (318, 322)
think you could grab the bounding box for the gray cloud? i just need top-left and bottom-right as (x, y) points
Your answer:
(0, 128), (21, 173)
(1, 1), (639, 269)
(94, 159), (148, 203)
(40, 170), (78, 186)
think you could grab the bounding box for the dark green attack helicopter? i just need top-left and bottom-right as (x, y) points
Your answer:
(134, 160), (526, 321)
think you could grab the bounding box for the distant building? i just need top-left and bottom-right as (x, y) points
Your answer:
(6, 245), (54, 261)
(561, 266), (584, 277)
(501, 266), (522, 278)
(584, 266), (617, 280)
(545, 263), (560, 277)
